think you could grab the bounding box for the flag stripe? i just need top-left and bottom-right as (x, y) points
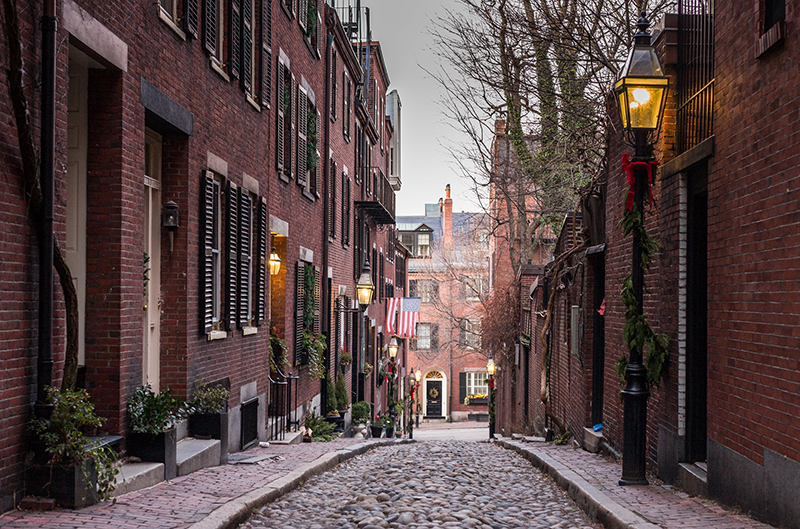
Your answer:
(386, 297), (400, 335)
(397, 297), (421, 338)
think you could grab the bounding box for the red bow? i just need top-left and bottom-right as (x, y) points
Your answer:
(622, 153), (659, 212)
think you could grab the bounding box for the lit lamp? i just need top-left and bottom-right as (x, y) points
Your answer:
(414, 367), (422, 383)
(355, 258), (375, 308)
(162, 201), (180, 254)
(487, 356), (497, 440)
(269, 247), (282, 276)
(388, 336), (399, 358)
(613, 10), (668, 487)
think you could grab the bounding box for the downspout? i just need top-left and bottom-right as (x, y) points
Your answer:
(36, 0), (57, 420)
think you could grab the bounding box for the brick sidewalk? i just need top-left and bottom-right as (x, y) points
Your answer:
(500, 439), (776, 529)
(0, 439), (363, 529)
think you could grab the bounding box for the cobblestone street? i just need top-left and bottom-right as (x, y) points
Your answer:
(241, 441), (600, 529)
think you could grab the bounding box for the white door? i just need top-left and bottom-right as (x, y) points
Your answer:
(143, 130), (162, 391)
(66, 59), (88, 367)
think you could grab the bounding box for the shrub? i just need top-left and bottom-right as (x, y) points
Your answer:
(186, 380), (229, 415)
(128, 384), (183, 434)
(325, 375), (339, 414)
(335, 370), (349, 410)
(351, 401), (371, 425)
(304, 409), (336, 442)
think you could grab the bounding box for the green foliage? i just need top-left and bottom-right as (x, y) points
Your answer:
(335, 370), (349, 410)
(128, 384), (183, 435)
(619, 274), (670, 388)
(306, 0), (317, 37)
(378, 414), (394, 429)
(615, 355), (628, 385)
(351, 401), (371, 425)
(619, 207), (661, 272)
(325, 375), (339, 414)
(30, 387), (119, 500)
(307, 108), (320, 170)
(340, 350), (352, 366)
(270, 333), (289, 373)
(143, 252), (150, 298)
(304, 409), (336, 442)
(363, 362), (373, 377)
(186, 380), (229, 415)
(553, 431), (571, 445)
(303, 330), (327, 380)
(303, 264), (315, 329)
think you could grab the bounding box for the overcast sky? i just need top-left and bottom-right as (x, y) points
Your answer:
(367, 0), (475, 217)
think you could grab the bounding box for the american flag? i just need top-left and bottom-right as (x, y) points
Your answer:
(396, 297), (421, 338)
(385, 297), (401, 335)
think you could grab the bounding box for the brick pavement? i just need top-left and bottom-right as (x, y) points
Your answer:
(500, 439), (777, 529)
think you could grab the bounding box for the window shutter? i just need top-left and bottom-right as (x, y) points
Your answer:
(409, 279), (417, 297)
(295, 261), (306, 364)
(343, 176), (350, 244)
(238, 190), (252, 327)
(255, 197), (267, 325)
(431, 324), (439, 350)
(202, 171), (215, 335)
(330, 50), (337, 121)
(297, 88), (308, 187)
(276, 62), (285, 172)
(229, 0), (242, 80)
(241, 0), (253, 92)
(185, 0), (199, 38)
(458, 319), (466, 347)
(225, 182), (239, 330)
(204, 0), (217, 55)
(379, 253), (384, 302)
(314, 266), (321, 334)
(433, 282), (439, 302)
(298, 0), (307, 32)
(289, 76), (297, 180)
(329, 160), (336, 238)
(260, 0), (272, 107)
(313, 110), (320, 195)
(459, 372), (467, 403)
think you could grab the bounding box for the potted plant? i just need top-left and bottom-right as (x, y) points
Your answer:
(335, 370), (349, 414)
(363, 362), (374, 377)
(127, 384), (183, 480)
(27, 387), (119, 508)
(351, 401), (370, 438)
(186, 380), (229, 440)
(340, 348), (352, 371)
(370, 414), (384, 438)
(381, 414), (395, 439)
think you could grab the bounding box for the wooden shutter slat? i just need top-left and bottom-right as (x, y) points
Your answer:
(204, 0), (217, 55)
(238, 190), (252, 327)
(295, 261), (305, 364)
(255, 197), (267, 325)
(290, 76), (297, 180)
(277, 62), (285, 173)
(329, 160), (336, 238)
(260, 0), (272, 107)
(185, 0), (199, 38)
(313, 266), (321, 335)
(229, 0), (242, 79)
(226, 182), (239, 330)
(298, 0), (307, 31)
(459, 373), (467, 403)
(202, 171), (215, 334)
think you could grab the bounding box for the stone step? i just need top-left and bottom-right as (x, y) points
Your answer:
(269, 430), (304, 445)
(678, 462), (708, 498)
(111, 462), (164, 498)
(176, 438), (221, 477)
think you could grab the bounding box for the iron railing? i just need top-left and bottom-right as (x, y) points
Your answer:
(677, 0), (715, 154)
(268, 369), (299, 440)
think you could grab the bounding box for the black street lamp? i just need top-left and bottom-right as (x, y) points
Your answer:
(613, 10), (668, 486)
(414, 367), (422, 428)
(486, 357), (497, 440)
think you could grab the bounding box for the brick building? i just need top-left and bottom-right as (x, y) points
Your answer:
(0, 0), (404, 511)
(397, 186), (491, 423)
(495, 2), (800, 527)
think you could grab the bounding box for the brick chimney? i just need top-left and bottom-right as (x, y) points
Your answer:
(443, 184), (453, 247)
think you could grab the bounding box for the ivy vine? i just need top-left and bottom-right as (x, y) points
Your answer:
(617, 202), (670, 388)
(307, 108), (319, 170)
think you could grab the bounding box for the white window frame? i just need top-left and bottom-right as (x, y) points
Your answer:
(417, 323), (431, 350)
(417, 232), (430, 257)
(466, 372), (488, 396)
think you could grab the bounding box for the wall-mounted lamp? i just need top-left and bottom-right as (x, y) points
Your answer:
(356, 257), (375, 308)
(269, 247), (282, 276)
(162, 200), (180, 254)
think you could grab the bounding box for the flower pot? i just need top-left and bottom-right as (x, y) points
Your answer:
(370, 425), (383, 438)
(384, 427), (394, 438)
(127, 428), (177, 480)
(25, 458), (98, 509)
(190, 412), (224, 439)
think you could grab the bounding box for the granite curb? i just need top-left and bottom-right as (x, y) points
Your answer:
(496, 439), (659, 529)
(188, 439), (415, 529)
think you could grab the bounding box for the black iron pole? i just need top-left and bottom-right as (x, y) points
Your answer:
(488, 374), (495, 440)
(619, 132), (651, 486)
(415, 382), (420, 428)
(35, 0), (57, 421)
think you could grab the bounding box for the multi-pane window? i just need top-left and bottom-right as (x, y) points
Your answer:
(417, 232), (430, 257)
(417, 323), (431, 350)
(466, 372), (488, 396)
(242, 0), (257, 98)
(159, 0), (179, 22)
(459, 319), (481, 349)
(418, 280), (438, 304)
(204, 0), (226, 67)
(343, 71), (351, 141)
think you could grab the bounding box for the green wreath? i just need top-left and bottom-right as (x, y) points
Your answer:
(429, 388), (439, 399)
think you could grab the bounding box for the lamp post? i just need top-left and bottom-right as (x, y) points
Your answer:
(356, 257), (376, 308)
(486, 357), (497, 440)
(613, 11), (668, 486)
(414, 367), (422, 428)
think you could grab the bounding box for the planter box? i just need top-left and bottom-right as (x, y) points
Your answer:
(127, 428), (177, 480)
(370, 425), (383, 438)
(384, 427), (394, 438)
(25, 458), (98, 509)
(466, 398), (489, 405)
(189, 412), (225, 440)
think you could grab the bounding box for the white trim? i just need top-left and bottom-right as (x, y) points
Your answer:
(207, 151), (228, 177)
(158, 8), (187, 41)
(242, 173), (259, 195)
(207, 330), (227, 341)
(242, 326), (258, 336)
(270, 215), (289, 237)
(62, 0), (128, 71)
(278, 48), (291, 69)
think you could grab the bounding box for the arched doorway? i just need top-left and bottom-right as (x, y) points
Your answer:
(423, 370), (447, 419)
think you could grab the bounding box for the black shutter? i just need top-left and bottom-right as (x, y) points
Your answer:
(276, 62), (285, 172)
(431, 324), (439, 350)
(241, 0), (253, 92)
(343, 176), (350, 245)
(238, 190), (252, 327)
(289, 76), (297, 180)
(255, 197), (267, 325)
(202, 171), (215, 335)
(329, 50), (336, 121)
(313, 110), (320, 195)
(229, 0), (242, 80)
(433, 282), (439, 302)
(409, 279), (417, 297)
(329, 160), (336, 238)
(185, 0), (199, 38)
(297, 89), (308, 187)
(379, 253), (384, 302)
(295, 261), (306, 364)
(225, 182), (239, 330)
(204, 0), (217, 55)
(260, 0), (272, 107)
(459, 372), (467, 404)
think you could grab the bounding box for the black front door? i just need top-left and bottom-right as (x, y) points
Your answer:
(426, 381), (442, 417)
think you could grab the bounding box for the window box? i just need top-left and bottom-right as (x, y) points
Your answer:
(466, 398), (488, 405)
